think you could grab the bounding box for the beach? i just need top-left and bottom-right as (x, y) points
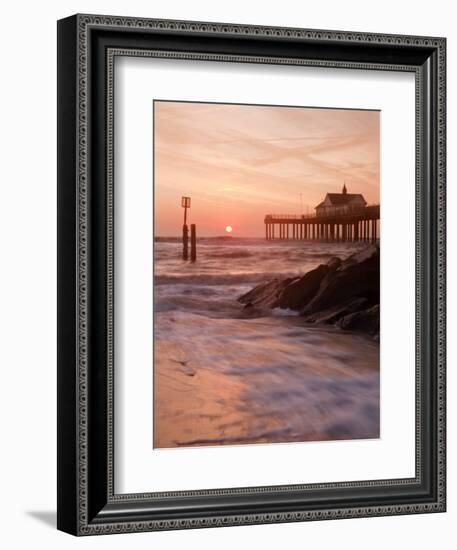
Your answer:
(154, 238), (380, 448)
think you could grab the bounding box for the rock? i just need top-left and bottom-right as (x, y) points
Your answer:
(302, 244), (379, 316)
(278, 264), (328, 310)
(237, 244), (380, 337)
(337, 305), (380, 336)
(238, 277), (296, 309)
(326, 257), (342, 271)
(303, 297), (368, 325)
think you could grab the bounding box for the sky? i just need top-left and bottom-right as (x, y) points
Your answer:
(154, 101), (380, 237)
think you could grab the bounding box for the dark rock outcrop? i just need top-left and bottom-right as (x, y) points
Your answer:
(278, 264), (329, 310)
(239, 277), (296, 309)
(238, 245), (379, 337)
(337, 304), (380, 337)
(302, 297), (368, 325)
(302, 245), (379, 316)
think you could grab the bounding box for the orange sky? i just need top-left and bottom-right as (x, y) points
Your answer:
(154, 101), (380, 237)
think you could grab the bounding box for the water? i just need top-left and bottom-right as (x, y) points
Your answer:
(154, 237), (368, 318)
(153, 237), (380, 448)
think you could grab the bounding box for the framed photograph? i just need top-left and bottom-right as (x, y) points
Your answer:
(57, 14), (446, 535)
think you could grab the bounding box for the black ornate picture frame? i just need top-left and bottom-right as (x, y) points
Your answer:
(57, 14), (446, 535)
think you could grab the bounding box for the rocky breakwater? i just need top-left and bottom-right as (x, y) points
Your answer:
(238, 245), (380, 338)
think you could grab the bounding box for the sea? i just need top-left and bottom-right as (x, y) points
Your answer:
(154, 237), (380, 447)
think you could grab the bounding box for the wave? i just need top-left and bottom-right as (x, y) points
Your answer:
(203, 249), (253, 259)
(154, 271), (300, 286)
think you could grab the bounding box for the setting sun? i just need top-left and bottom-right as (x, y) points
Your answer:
(225, 225), (233, 233)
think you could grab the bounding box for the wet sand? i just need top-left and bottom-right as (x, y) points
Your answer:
(154, 312), (379, 448)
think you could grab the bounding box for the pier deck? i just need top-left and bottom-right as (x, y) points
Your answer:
(265, 205), (380, 242)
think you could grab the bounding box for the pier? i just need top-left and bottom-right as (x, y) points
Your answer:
(265, 204), (380, 242)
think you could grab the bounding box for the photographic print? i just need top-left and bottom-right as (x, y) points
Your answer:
(153, 100), (380, 449)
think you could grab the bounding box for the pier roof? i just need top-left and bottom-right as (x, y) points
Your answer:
(324, 193), (366, 206)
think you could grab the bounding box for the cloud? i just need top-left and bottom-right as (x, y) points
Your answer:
(154, 101), (380, 236)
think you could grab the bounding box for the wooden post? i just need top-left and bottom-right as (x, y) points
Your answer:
(183, 224), (189, 260)
(190, 224), (196, 262)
